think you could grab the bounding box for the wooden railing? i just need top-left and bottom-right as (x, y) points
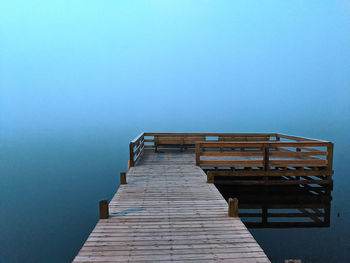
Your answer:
(129, 132), (279, 167)
(196, 141), (333, 171)
(142, 133), (278, 151)
(129, 133), (333, 172)
(129, 133), (145, 167)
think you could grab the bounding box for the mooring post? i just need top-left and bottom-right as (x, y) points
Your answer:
(228, 198), (239, 217)
(99, 200), (109, 219)
(120, 172), (127, 184)
(207, 171), (214, 183)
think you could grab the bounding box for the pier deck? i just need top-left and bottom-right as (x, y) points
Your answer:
(130, 133), (334, 186)
(74, 149), (270, 262)
(74, 132), (334, 262)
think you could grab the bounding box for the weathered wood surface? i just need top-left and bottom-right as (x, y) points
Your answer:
(137, 149), (196, 166)
(74, 150), (270, 262)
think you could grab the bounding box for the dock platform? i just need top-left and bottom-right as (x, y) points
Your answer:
(74, 132), (334, 262)
(74, 157), (270, 261)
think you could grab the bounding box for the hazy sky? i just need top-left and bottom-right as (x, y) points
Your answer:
(1, 2), (350, 262)
(1, 1), (350, 136)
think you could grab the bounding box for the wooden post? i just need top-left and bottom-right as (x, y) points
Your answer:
(195, 143), (200, 166)
(207, 171), (214, 183)
(127, 160), (131, 170)
(154, 136), (158, 152)
(228, 198), (238, 217)
(129, 143), (135, 167)
(275, 136), (280, 150)
(263, 144), (269, 171)
(99, 200), (109, 219)
(120, 172), (126, 184)
(327, 142), (334, 171)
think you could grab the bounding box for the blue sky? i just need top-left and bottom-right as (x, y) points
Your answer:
(1, 1), (350, 136)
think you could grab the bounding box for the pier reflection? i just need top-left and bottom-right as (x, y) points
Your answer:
(216, 183), (332, 228)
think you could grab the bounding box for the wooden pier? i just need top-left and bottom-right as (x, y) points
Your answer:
(130, 133), (333, 186)
(74, 132), (334, 262)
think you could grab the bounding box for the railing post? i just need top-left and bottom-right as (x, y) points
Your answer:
(228, 198), (239, 217)
(327, 142), (334, 171)
(120, 172), (127, 184)
(154, 136), (158, 152)
(129, 142), (135, 167)
(195, 143), (200, 166)
(263, 144), (270, 171)
(274, 135), (280, 151)
(99, 200), (109, 219)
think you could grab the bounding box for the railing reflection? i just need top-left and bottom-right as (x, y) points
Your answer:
(216, 184), (332, 228)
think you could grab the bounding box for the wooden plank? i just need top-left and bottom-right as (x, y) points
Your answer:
(277, 133), (328, 142)
(200, 141), (328, 148)
(269, 151), (327, 156)
(201, 151), (264, 156)
(144, 132), (274, 137)
(294, 147), (324, 152)
(73, 151), (270, 262)
(327, 142), (334, 171)
(269, 159), (327, 166)
(200, 142), (266, 148)
(200, 160), (264, 166)
(205, 169), (332, 177)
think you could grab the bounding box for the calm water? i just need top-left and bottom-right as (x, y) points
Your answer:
(2, 1), (349, 262)
(1, 128), (349, 263)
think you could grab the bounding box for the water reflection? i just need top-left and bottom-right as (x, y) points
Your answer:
(216, 183), (332, 228)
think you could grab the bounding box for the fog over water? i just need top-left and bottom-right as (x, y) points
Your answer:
(1, 1), (350, 262)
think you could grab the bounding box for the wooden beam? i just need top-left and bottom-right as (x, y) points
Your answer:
(120, 172), (126, 185)
(327, 142), (334, 171)
(195, 143), (200, 166)
(228, 198), (239, 217)
(129, 143), (135, 167)
(263, 145), (269, 171)
(99, 200), (109, 219)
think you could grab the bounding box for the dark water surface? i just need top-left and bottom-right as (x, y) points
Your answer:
(1, 129), (349, 263)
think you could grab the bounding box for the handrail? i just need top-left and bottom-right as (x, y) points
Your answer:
(276, 133), (330, 142)
(131, 133), (145, 144)
(197, 141), (330, 147)
(142, 133), (277, 150)
(129, 133), (145, 167)
(144, 132), (277, 137)
(196, 141), (333, 171)
(128, 132), (333, 171)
